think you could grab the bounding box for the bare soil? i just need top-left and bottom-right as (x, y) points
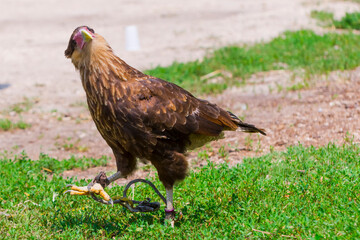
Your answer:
(0, 0), (359, 184)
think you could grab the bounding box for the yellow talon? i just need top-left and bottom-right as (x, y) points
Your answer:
(68, 191), (88, 196)
(65, 183), (111, 201)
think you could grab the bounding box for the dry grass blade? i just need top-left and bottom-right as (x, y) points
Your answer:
(200, 70), (222, 81)
(15, 200), (40, 207)
(252, 228), (272, 235)
(0, 211), (12, 218)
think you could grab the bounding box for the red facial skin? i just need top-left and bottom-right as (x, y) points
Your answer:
(73, 27), (94, 49)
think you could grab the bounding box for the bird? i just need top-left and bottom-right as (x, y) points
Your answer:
(64, 26), (266, 221)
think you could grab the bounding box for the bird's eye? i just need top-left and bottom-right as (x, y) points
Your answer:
(88, 28), (95, 34)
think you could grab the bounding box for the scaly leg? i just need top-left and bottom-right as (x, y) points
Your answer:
(165, 187), (175, 227)
(107, 171), (123, 183)
(65, 171), (124, 204)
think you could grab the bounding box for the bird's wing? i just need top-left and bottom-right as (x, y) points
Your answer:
(128, 77), (238, 139)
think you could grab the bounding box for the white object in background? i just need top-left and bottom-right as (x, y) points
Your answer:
(125, 25), (140, 51)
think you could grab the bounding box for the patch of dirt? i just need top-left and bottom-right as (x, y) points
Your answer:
(0, 0), (359, 184)
(206, 67), (360, 163)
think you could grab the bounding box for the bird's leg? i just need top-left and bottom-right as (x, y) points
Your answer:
(107, 171), (124, 183)
(165, 187), (175, 226)
(65, 171), (125, 205)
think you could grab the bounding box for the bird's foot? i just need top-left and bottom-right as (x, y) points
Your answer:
(64, 183), (113, 205)
(64, 172), (113, 205)
(165, 209), (176, 227)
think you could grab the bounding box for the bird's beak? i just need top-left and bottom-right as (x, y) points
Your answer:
(81, 29), (94, 42)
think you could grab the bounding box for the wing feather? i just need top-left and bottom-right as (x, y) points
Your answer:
(131, 77), (237, 138)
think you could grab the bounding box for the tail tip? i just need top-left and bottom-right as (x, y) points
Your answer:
(259, 129), (266, 136)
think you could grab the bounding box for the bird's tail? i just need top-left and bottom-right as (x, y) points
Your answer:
(227, 111), (266, 136)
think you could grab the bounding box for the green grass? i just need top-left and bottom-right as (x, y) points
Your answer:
(1, 144), (359, 238)
(311, 10), (360, 30)
(334, 12), (360, 30)
(4, 97), (36, 114)
(311, 10), (334, 27)
(286, 80), (310, 91)
(0, 118), (31, 131)
(146, 30), (360, 94)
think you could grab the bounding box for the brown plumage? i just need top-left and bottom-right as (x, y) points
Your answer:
(65, 26), (265, 220)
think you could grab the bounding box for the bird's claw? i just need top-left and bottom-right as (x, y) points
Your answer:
(165, 211), (175, 228)
(64, 183), (113, 204)
(164, 209), (182, 227)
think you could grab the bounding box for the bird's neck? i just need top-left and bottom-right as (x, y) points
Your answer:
(79, 37), (146, 85)
(78, 37), (147, 102)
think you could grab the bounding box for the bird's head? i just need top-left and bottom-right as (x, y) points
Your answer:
(65, 26), (96, 66)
